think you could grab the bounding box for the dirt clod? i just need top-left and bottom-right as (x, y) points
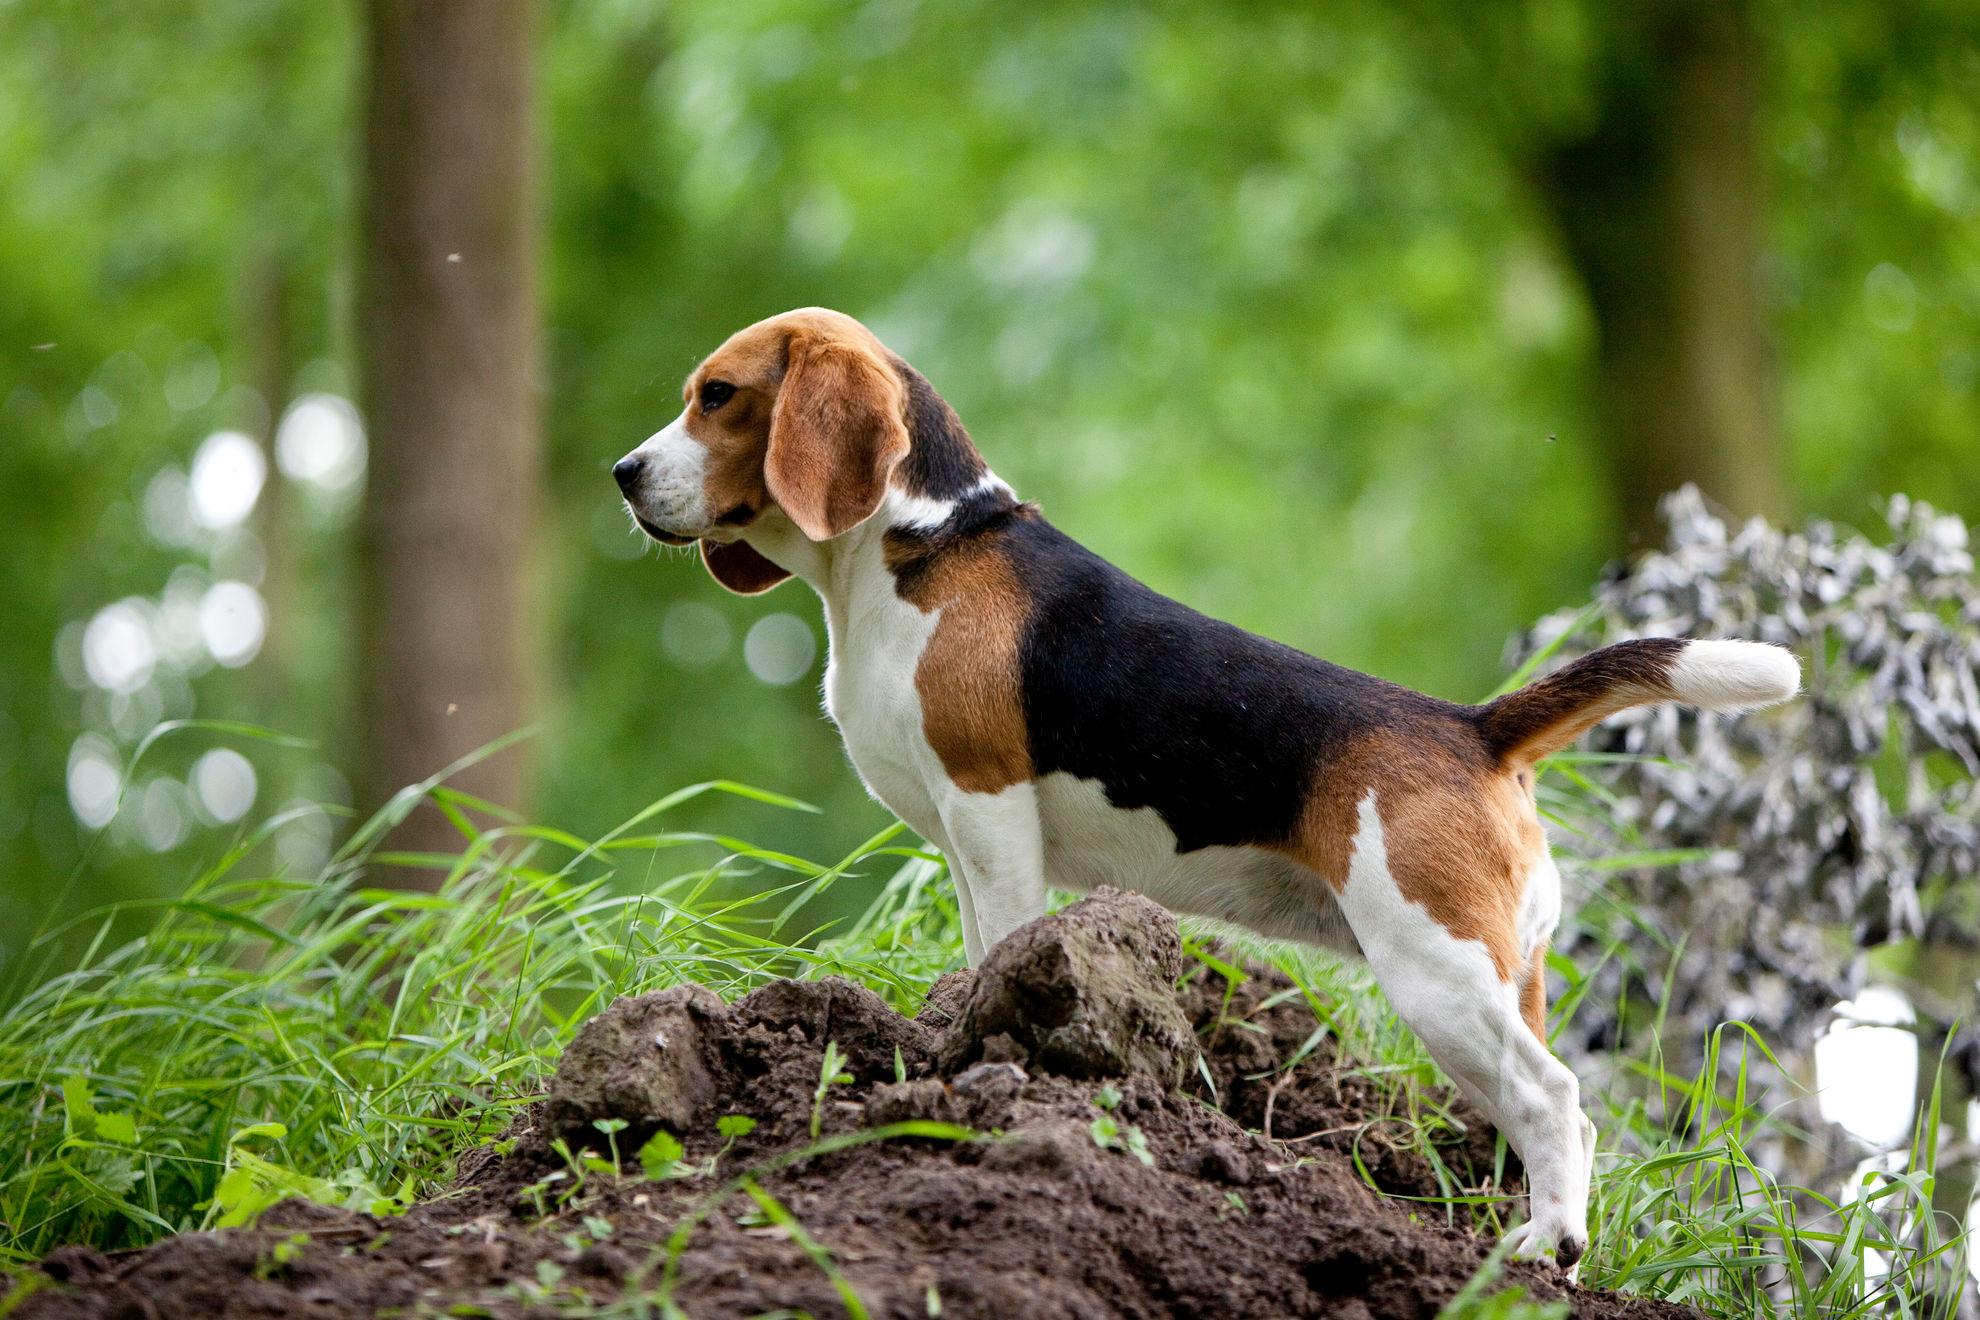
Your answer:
(938, 886), (1199, 1087)
(544, 983), (726, 1145)
(16, 888), (1702, 1320)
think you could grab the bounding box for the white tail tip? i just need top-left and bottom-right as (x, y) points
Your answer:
(1667, 639), (1801, 711)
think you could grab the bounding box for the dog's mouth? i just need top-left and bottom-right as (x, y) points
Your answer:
(632, 511), (696, 546)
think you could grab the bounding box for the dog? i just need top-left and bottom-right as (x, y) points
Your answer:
(612, 307), (1800, 1272)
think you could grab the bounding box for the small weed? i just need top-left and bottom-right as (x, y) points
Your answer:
(58, 1075), (137, 1148)
(551, 1136), (612, 1200)
(632, 1115), (759, 1190)
(517, 1170), (569, 1220)
(1087, 1087), (1154, 1167)
(712, 1114), (757, 1168)
(811, 1040), (854, 1139)
(202, 1123), (404, 1231)
(1183, 939), (1248, 1040)
(254, 1231), (311, 1281)
(634, 1115), (759, 1188)
(591, 1117), (630, 1175)
(638, 1132), (685, 1181)
(1088, 1113), (1155, 1167)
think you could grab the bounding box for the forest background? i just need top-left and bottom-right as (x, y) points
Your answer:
(0, 0), (1976, 968)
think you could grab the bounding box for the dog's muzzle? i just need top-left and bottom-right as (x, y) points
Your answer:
(631, 511), (694, 545)
(613, 455), (698, 545)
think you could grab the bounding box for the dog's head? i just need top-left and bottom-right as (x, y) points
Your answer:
(614, 308), (912, 593)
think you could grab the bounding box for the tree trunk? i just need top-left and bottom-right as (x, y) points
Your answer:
(1542, 0), (1784, 550)
(357, 0), (541, 876)
(246, 246), (296, 711)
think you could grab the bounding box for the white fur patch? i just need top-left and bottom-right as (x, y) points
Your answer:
(1034, 772), (1356, 954)
(885, 472), (1017, 532)
(817, 537), (947, 843)
(621, 409), (711, 535)
(1516, 847), (1563, 963)
(1666, 639), (1800, 711)
(938, 780), (1047, 958)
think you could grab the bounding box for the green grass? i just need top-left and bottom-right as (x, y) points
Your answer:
(0, 763), (1968, 1317)
(0, 775), (954, 1260)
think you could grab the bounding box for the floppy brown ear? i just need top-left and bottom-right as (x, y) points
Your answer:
(765, 332), (911, 540)
(701, 539), (792, 594)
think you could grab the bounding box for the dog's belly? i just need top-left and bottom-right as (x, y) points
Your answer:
(1034, 771), (1358, 956)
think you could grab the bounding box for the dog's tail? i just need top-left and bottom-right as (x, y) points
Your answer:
(1476, 637), (1800, 766)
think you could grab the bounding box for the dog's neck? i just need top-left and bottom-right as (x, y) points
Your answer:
(736, 471), (1021, 610)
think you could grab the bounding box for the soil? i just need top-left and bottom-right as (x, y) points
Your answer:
(14, 888), (1702, 1320)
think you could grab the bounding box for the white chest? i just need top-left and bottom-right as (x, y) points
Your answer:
(820, 585), (947, 840)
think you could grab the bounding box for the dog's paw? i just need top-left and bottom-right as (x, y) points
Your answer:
(1555, 1231), (1587, 1283)
(1502, 1220), (1588, 1283)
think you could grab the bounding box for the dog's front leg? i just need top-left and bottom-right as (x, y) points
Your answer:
(935, 782), (1048, 965)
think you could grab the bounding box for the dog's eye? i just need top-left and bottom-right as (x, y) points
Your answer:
(700, 380), (736, 413)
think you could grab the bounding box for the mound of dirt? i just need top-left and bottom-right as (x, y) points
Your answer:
(15, 888), (1699, 1320)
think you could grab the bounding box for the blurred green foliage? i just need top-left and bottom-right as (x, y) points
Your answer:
(0, 0), (1974, 962)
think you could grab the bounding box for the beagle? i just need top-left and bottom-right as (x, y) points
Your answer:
(612, 307), (1800, 1272)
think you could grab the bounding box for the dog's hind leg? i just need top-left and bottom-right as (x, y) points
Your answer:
(1522, 940), (1599, 1251)
(1330, 794), (1592, 1276)
(937, 781), (1048, 964)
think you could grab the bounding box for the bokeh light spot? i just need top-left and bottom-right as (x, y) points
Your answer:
(143, 466), (197, 547)
(199, 581), (267, 667)
(190, 431), (267, 529)
(191, 748), (257, 824)
(83, 600), (158, 693)
(663, 601), (732, 666)
(136, 777), (190, 851)
(66, 735), (122, 830)
(744, 613), (816, 685)
(276, 394), (367, 493)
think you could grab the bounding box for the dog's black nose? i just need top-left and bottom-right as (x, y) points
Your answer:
(612, 456), (644, 494)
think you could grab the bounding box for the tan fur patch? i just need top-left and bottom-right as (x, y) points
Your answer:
(888, 537), (1033, 794)
(1285, 736), (1544, 983)
(1377, 772), (1529, 982)
(679, 332), (778, 533)
(1520, 944), (1550, 1043)
(1275, 752), (1369, 899)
